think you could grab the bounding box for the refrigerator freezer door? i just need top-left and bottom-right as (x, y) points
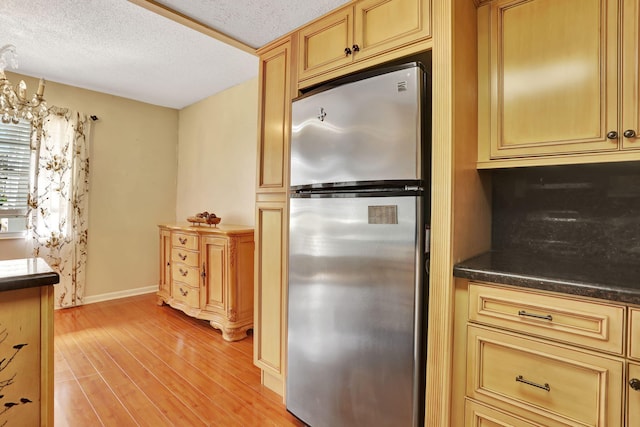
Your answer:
(290, 66), (424, 187)
(287, 195), (424, 427)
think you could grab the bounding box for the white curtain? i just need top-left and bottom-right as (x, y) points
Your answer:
(28, 106), (91, 308)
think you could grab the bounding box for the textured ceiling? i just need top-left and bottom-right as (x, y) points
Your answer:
(0, 0), (350, 109)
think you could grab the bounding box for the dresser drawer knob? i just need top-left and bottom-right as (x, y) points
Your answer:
(178, 237), (188, 245)
(631, 378), (640, 391)
(516, 375), (550, 392)
(179, 287), (188, 297)
(179, 268), (188, 277)
(178, 253), (187, 261)
(518, 310), (553, 321)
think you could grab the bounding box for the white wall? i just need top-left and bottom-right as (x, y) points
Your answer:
(176, 78), (258, 226)
(0, 72), (178, 300)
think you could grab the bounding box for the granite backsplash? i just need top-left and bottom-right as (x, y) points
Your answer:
(492, 161), (640, 265)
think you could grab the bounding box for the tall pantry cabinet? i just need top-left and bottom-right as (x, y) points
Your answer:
(254, 36), (295, 396)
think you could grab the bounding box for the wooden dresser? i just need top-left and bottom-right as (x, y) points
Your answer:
(157, 224), (254, 341)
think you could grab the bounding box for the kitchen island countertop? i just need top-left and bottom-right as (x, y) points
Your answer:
(0, 258), (59, 293)
(453, 251), (640, 305)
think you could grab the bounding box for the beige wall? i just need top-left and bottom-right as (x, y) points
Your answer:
(177, 78), (258, 226)
(0, 72), (178, 300)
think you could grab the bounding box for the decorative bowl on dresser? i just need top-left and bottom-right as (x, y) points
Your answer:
(157, 223), (254, 341)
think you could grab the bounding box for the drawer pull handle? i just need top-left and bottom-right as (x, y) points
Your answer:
(178, 237), (188, 245)
(518, 310), (552, 321)
(630, 378), (640, 391)
(179, 268), (188, 277)
(178, 253), (187, 261)
(179, 287), (188, 297)
(516, 375), (550, 392)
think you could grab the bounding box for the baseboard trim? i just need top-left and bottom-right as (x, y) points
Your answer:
(82, 285), (157, 305)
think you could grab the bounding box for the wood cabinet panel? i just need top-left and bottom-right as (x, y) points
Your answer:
(630, 307), (640, 360)
(622, 0), (640, 151)
(298, 6), (353, 81)
(467, 324), (624, 426)
(465, 399), (539, 427)
(469, 282), (625, 354)
(629, 362), (640, 426)
(481, 0), (617, 159)
(254, 202), (287, 393)
(158, 227), (171, 300)
(354, 0), (430, 59)
(202, 236), (226, 312)
(257, 39), (292, 192)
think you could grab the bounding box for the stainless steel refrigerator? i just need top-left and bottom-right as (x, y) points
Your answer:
(286, 62), (431, 427)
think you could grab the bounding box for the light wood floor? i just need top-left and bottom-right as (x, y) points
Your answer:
(53, 293), (304, 427)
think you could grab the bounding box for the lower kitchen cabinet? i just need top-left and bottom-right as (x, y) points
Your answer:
(459, 281), (634, 426)
(157, 224), (254, 341)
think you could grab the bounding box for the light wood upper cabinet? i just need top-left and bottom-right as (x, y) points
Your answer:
(257, 39), (292, 193)
(298, 0), (431, 84)
(477, 0), (640, 167)
(622, 0), (640, 151)
(297, 6), (354, 82)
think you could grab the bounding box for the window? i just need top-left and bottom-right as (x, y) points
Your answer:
(0, 120), (31, 236)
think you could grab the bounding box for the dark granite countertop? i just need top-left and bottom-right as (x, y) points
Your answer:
(453, 251), (640, 305)
(0, 258), (59, 293)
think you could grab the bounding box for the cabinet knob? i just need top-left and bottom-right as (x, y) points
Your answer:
(344, 47), (352, 56)
(352, 44), (360, 52)
(624, 129), (637, 138)
(631, 378), (640, 391)
(606, 131), (618, 140)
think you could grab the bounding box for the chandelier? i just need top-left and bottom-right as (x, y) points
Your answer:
(0, 44), (47, 124)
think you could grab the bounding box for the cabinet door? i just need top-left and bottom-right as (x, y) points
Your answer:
(297, 6), (353, 81)
(629, 363), (640, 426)
(467, 325), (624, 426)
(353, 0), (430, 61)
(257, 39), (292, 192)
(254, 201), (288, 395)
(621, 0), (640, 151)
(479, 0), (619, 160)
(201, 235), (227, 314)
(158, 228), (171, 299)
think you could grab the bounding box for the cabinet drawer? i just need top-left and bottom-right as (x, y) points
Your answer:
(467, 325), (623, 427)
(171, 264), (200, 287)
(171, 249), (198, 268)
(629, 308), (640, 360)
(469, 282), (625, 354)
(171, 232), (198, 250)
(172, 283), (200, 308)
(465, 399), (538, 427)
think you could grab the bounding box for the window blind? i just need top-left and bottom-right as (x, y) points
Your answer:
(0, 120), (31, 217)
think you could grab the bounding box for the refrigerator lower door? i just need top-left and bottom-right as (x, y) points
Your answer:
(287, 196), (424, 427)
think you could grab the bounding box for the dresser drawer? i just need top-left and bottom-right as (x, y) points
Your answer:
(629, 308), (640, 360)
(171, 249), (198, 267)
(172, 283), (200, 308)
(171, 232), (198, 250)
(469, 282), (625, 355)
(171, 264), (200, 287)
(467, 325), (623, 427)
